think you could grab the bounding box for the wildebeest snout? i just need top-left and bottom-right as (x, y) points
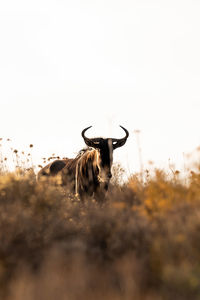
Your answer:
(108, 172), (112, 179)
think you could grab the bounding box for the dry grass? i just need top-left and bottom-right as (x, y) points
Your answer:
(0, 147), (200, 299)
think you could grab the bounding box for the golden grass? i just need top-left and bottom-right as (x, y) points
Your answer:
(0, 147), (200, 299)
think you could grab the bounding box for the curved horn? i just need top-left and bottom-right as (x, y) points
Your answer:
(82, 126), (92, 140)
(112, 125), (129, 149)
(120, 125), (129, 139)
(82, 126), (101, 147)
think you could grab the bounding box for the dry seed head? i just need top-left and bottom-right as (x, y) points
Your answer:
(14, 149), (18, 154)
(29, 144), (33, 148)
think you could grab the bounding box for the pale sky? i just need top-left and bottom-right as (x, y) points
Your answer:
(0, 0), (200, 174)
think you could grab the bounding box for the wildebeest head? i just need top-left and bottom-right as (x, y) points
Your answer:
(81, 126), (129, 184)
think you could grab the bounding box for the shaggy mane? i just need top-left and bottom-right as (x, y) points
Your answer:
(75, 147), (101, 195)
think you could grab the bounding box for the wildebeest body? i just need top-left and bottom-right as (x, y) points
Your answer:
(38, 126), (129, 200)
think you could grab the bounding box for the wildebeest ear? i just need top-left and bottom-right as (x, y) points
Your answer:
(84, 139), (95, 147)
(84, 139), (101, 148)
(112, 139), (127, 150)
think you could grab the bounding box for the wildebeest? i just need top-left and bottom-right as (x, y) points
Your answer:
(38, 126), (129, 200)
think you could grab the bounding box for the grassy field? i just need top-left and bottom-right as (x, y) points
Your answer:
(0, 146), (200, 299)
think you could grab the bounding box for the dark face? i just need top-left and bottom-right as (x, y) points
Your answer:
(97, 138), (113, 181)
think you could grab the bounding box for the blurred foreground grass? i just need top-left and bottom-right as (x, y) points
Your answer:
(1, 155), (200, 299)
